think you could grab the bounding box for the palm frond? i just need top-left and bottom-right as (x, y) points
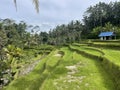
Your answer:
(32, 0), (39, 13)
(13, 0), (17, 11)
(13, 0), (39, 13)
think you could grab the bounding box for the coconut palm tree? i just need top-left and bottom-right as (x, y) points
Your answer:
(13, 0), (39, 13)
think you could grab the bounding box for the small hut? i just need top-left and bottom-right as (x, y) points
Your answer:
(98, 32), (116, 40)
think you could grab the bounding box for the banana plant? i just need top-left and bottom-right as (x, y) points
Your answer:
(3, 45), (23, 64)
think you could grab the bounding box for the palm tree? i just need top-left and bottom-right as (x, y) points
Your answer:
(13, 0), (39, 13)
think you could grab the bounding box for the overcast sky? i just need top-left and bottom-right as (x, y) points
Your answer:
(0, 0), (119, 32)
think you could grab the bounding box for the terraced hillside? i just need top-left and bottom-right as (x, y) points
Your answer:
(91, 40), (120, 50)
(4, 44), (118, 90)
(71, 42), (120, 89)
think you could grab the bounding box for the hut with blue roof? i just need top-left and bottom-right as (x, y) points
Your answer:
(98, 32), (116, 40)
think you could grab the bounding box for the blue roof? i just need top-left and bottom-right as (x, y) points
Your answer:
(99, 32), (114, 37)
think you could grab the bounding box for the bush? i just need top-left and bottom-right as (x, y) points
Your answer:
(34, 52), (38, 57)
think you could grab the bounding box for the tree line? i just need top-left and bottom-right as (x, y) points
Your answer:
(48, 1), (120, 42)
(1, 1), (120, 47)
(83, 1), (120, 38)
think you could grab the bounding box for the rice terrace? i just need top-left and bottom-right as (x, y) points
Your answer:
(0, 0), (120, 90)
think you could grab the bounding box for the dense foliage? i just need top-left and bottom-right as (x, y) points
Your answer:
(83, 1), (120, 38)
(0, 18), (52, 86)
(48, 20), (84, 45)
(49, 1), (120, 40)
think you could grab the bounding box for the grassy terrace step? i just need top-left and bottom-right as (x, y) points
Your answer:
(73, 43), (105, 55)
(4, 50), (62, 90)
(93, 42), (120, 45)
(72, 43), (120, 66)
(4, 47), (116, 90)
(93, 43), (120, 47)
(90, 41), (120, 50)
(102, 49), (120, 66)
(93, 40), (120, 43)
(39, 47), (115, 90)
(70, 45), (103, 57)
(70, 44), (120, 90)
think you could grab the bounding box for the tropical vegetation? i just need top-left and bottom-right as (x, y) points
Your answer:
(1, 1), (120, 90)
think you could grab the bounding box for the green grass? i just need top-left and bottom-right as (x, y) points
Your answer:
(3, 49), (62, 90)
(70, 45), (103, 56)
(77, 43), (120, 66)
(12, 45), (53, 74)
(3, 51), (51, 90)
(71, 43), (120, 66)
(70, 43), (120, 89)
(38, 47), (115, 90)
(93, 40), (120, 45)
(102, 49), (120, 66)
(91, 41), (120, 50)
(45, 50), (63, 71)
(4, 46), (117, 90)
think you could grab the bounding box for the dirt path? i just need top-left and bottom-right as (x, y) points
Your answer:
(18, 55), (45, 77)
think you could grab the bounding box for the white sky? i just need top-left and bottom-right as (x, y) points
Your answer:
(0, 0), (119, 32)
